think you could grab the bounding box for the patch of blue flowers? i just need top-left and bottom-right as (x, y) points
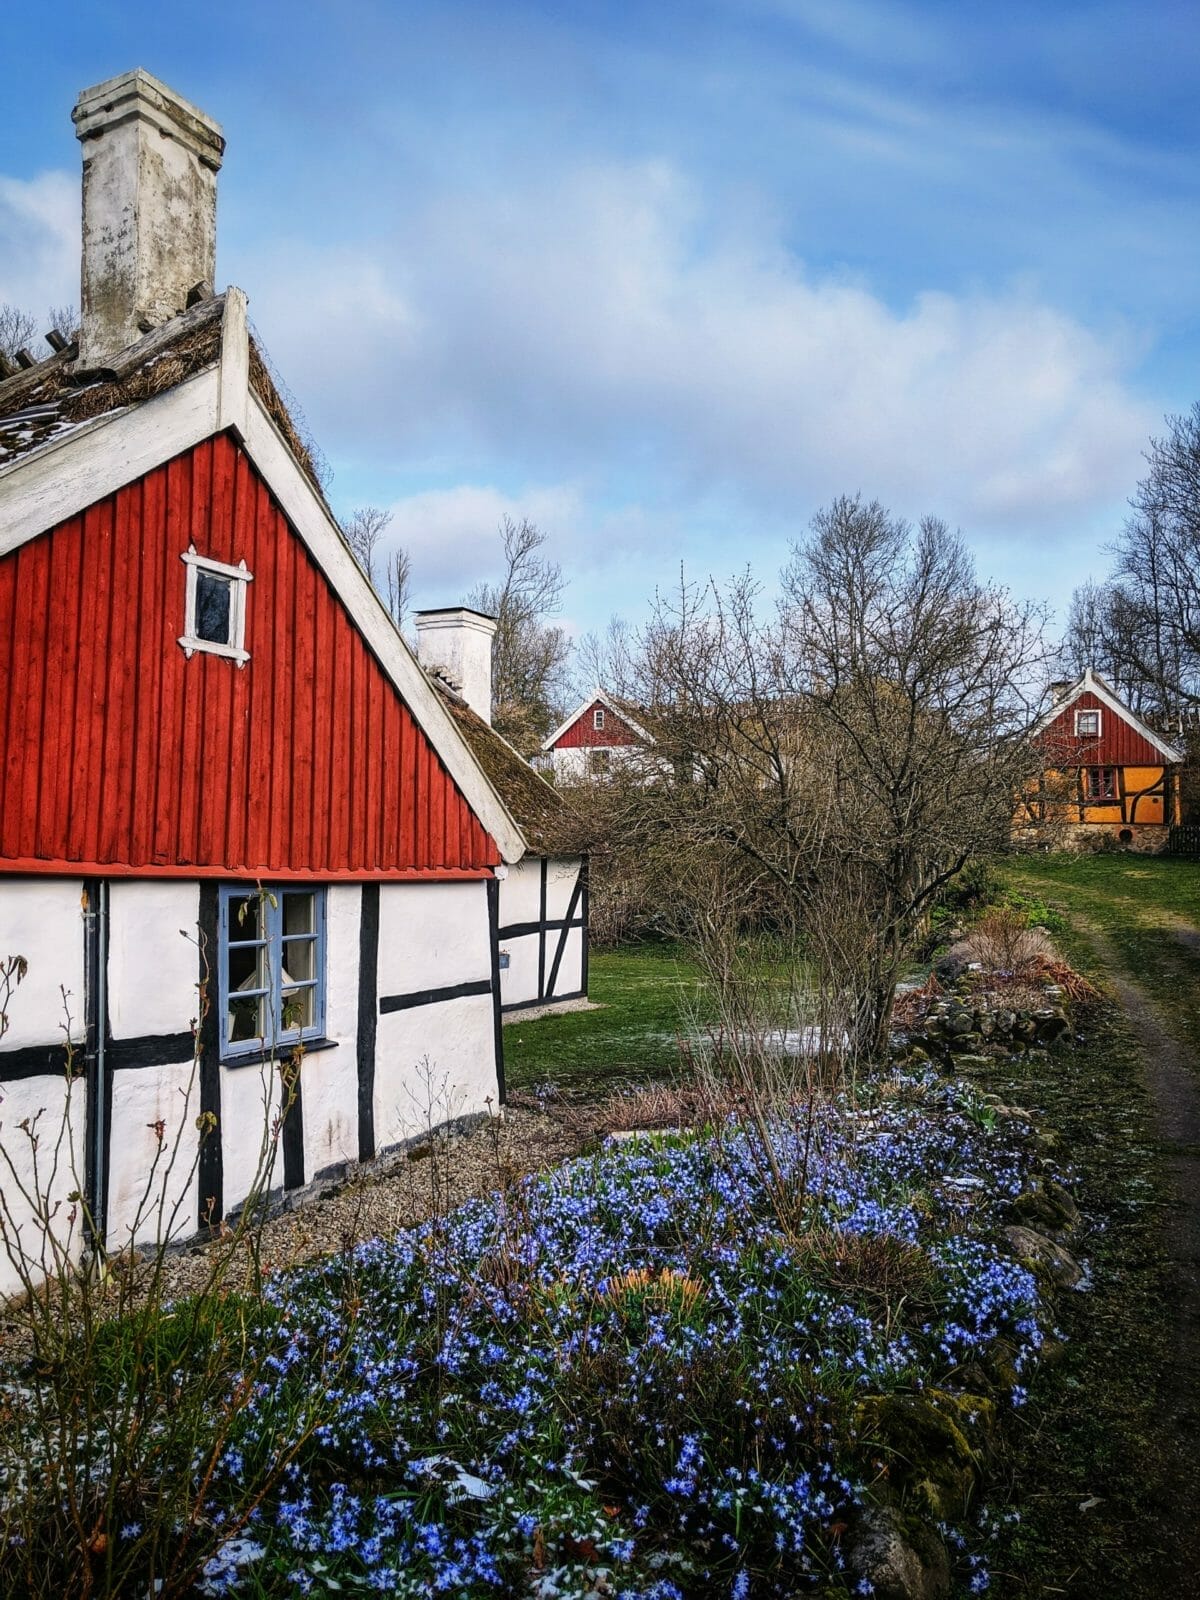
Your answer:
(206, 1070), (1047, 1595)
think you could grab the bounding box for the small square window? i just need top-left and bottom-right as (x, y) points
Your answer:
(1074, 708), (1101, 737)
(593, 707), (605, 730)
(180, 545), (252, 665)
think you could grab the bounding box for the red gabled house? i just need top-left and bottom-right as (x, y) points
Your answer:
(1019, 667), (1184, 849)
(540, 689), (653, 781)
(0, 69), (583, 1293)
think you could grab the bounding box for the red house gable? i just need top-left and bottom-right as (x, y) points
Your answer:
(1036, 688), (1172, 768)
(554, 698), (640, 749)
(0, 433), (498, 878)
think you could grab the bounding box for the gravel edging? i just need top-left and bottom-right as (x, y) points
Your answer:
(0, 1106), (592, 1360)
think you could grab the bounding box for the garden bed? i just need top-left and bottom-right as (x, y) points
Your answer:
(0, 1065), (1077, 1598)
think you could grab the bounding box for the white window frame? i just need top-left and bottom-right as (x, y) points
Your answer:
(1074, 708), (1101, 737)
(593, 707), (605, 730)
(179, 544), (253, 665)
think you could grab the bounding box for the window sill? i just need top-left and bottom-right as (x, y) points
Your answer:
(179, 635), (251, 665)
(221, 1037), (339, 1067)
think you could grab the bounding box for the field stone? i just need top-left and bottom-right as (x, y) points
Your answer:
(1034, 1008), (1070, 1045)
(1010, 1179), (1080, 1235)
(855, 1391), (992, 1523)
(845, 1502), (950, 1600)
(1002, 1224), (1085, 1289)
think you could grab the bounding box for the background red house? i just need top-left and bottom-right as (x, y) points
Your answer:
(1021, 667), (1184, 849)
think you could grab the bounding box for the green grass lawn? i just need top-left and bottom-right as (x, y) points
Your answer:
(1003, 850), (1200, 925)
(1001, 852), (1200, 1051)
(504, 942), (708, 1095)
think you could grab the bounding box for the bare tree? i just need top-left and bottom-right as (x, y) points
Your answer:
(0, 304), (37, 362)
(0, 303), (78, 363)
(342, 506), (412, 629)
(467, 516), (571, 752)
(1059, 578), (1164, 711)
(47, 304), (78, 342)
(1070, 403), (1200, 715)
(384, 544), (413, 630)
(571, 614), (634, 702)
(595, 497), (1048, 1060)
(342, 506), (391, 587)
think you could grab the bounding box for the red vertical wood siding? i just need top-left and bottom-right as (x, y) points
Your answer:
(554, 698), (640, 749)
(1036, 690), (1172, 767)
(0, 433), (498, 876)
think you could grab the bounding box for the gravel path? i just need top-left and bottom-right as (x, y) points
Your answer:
(0, 1104), (593, 1359)
(161, 1104), (591, 1301)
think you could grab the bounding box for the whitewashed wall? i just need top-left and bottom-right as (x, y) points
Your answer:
(106, 883), (201, 1251)
(497, 857), (586, 1012)
(299, 883), (361, 1184)
(550, 745), (645, 783)
(375, 879), (498, 1149)
(0, 878), (89, 1297)
(0, 878), (86, 1047)
(0, 1073), (88, 1299)
(0, 871), (507, 1295)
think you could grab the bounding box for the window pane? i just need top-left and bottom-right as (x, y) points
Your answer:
(229, 992), (264, 1043)
(227, 941), (266, 993)
(282, 892), (315, 937)
(228, 895), (262, 940)
(281, 939), (316, 984)
(195, 570), (233, 644)
(281, 985), (315, 1031)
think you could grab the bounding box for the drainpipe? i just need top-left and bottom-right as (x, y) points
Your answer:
(83, 880), (109, 1253)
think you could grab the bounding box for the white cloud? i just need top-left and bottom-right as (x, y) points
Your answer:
(246, 157), (1155, 548)
(0, 170), (78, 319)
(384, 481), (584, 606)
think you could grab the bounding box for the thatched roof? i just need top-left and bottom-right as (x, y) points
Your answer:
(435, 684), (583, 857)
(0, 293), (326, 496)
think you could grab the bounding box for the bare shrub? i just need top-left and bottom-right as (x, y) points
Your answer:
(948, 909), (1057, 976)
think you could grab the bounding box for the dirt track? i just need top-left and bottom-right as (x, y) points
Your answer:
(1071, 914), (1200, 1589)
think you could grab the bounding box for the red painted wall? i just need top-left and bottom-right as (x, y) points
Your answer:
(554, 699), (640, 749)
(1036, 689), (1169, 767)
(0, 433), (498, 877)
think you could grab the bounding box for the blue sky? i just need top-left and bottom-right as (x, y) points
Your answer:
(2, 1), (1197, 643)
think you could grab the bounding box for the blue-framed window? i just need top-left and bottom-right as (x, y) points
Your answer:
(218, 886), (326, 1060)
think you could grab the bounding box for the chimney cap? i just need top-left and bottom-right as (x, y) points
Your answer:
(414, 606), (497, 625)
(73, 68), (225, 168)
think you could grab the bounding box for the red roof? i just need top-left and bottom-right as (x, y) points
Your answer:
(1035, 675), (1182, 767)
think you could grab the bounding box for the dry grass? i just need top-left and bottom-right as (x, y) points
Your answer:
(947, 908), (1058, 976)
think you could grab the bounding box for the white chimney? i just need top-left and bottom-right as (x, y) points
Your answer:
(415, 608), (497, 724)
(73, 69), (225, 368)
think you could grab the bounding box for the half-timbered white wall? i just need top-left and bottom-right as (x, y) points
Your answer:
(0, 879), (89, 1297)
(376, 880), (498, 1145)
(0, 871), (506, 1297)
(301, 884), (362, 1184)
(0, 879), (86, 1048)
(497, 856), (587, 1013)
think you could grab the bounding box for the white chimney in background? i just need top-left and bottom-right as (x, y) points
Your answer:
(72, 69), (225, 368)
(414, 608), (497, 725)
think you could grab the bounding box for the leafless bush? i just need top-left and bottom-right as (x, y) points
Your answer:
(948, 909), (1057, 976)
(585, 497), (1049, 1059)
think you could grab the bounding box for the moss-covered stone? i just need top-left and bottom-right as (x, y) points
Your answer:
(855, 1391), (994, 1522)
(1002, 1223), (1084, 1289)
(1009, 1177), (1081, 1236)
